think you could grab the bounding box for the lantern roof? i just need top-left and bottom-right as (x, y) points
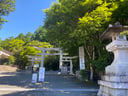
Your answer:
(100, 22), (128, 40)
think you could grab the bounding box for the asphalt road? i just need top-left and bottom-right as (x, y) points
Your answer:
(0, 71), (98, 96)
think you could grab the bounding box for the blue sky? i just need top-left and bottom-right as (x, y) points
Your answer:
(0, 0), (57, 40)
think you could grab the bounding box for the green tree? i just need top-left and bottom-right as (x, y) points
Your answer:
(5, 39), (25, 53)
(44, 56), (59, 71)
(24, 32), (32, 43)
(111, 0), (128, 25)
(43, 0), (120, 80)
(0, 0), (16, 28)
(6, 55), (16, 65)
(16, 32), (32, 43)
(32, 26), (48, 42)
(19, 46), (40, 69)
(18, 40), (53, 69)
(16, 33), (25, 41)
(26, 40), (53, 48)
(44, 0), (103, 54)
(75, 1), (116, 80)
(1, 37), (14, 49)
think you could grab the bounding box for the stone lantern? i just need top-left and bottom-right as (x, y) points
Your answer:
(97, 22), (128, 96)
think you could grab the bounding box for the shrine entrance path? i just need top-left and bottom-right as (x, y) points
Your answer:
(0, 71), (98, 96)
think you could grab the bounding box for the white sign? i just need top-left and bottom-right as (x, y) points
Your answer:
(38, 67), (45, 82)
(61, 66), (68, 74)
(79, 46), (85, 70)
(32, 73), (37, 83)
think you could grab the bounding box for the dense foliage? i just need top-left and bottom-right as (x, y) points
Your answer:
(0, 32), (53, 69)
(0, 0), (16, 28)
(43, 0), (128, 80)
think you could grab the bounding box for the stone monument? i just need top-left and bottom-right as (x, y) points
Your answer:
(79, 46), (85, 70)
(97, 22), (128, 96)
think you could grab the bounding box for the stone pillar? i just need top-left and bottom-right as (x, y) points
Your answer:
(39, 50), (45, 82)
(79, 46), (85, 70)
(70, 60), (73, 75)
(59, 50), (63, 70)
(98, 37), (128, 96)
(41, 50), (45, 67)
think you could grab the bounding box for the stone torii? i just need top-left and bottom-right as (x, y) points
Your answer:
(34, 47), (67, 70)
(27, 55), (41, 67)
(62, 56), (78, 75)
(26, 55), (41, 72)
(33, 47), (69, 82)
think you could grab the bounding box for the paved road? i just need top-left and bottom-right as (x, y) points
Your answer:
(0, 71), (98, 96)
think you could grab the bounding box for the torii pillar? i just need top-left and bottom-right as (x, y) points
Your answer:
(41, 50), (45, 67)
(70, 60), (73, 74)
(59, 50), (63, 70)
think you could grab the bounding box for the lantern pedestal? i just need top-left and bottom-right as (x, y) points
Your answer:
(98, 40), (128, 96)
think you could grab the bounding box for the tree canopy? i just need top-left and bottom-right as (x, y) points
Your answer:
(43, 0), (128, 80)
(32, 26), (48, 42)
(0, 0), (16, 28)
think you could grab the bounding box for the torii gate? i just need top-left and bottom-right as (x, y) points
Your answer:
(34, 47), (67, 70)
(27, 55), (42, 83)
(26, 55), (41, 71)
(34, 46), (85, 71)
(62, 56), (77, 74)
(28, 47), (85, 82)
(33, 47), (69, 82)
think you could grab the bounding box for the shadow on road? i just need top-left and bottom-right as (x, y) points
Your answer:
(1, 90), (97, 96)
(0, 71), (98, 96)
(0, 72), (44, 88)
(0, 72), (98, 89)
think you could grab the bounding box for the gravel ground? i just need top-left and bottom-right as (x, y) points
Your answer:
(0, 65), (17, 73)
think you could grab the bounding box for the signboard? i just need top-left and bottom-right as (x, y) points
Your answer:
(79, 46), (85, 70)
(61, 66), (68, 74)
(38, 67), (45, 82)
(32, 73), (37, 83)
